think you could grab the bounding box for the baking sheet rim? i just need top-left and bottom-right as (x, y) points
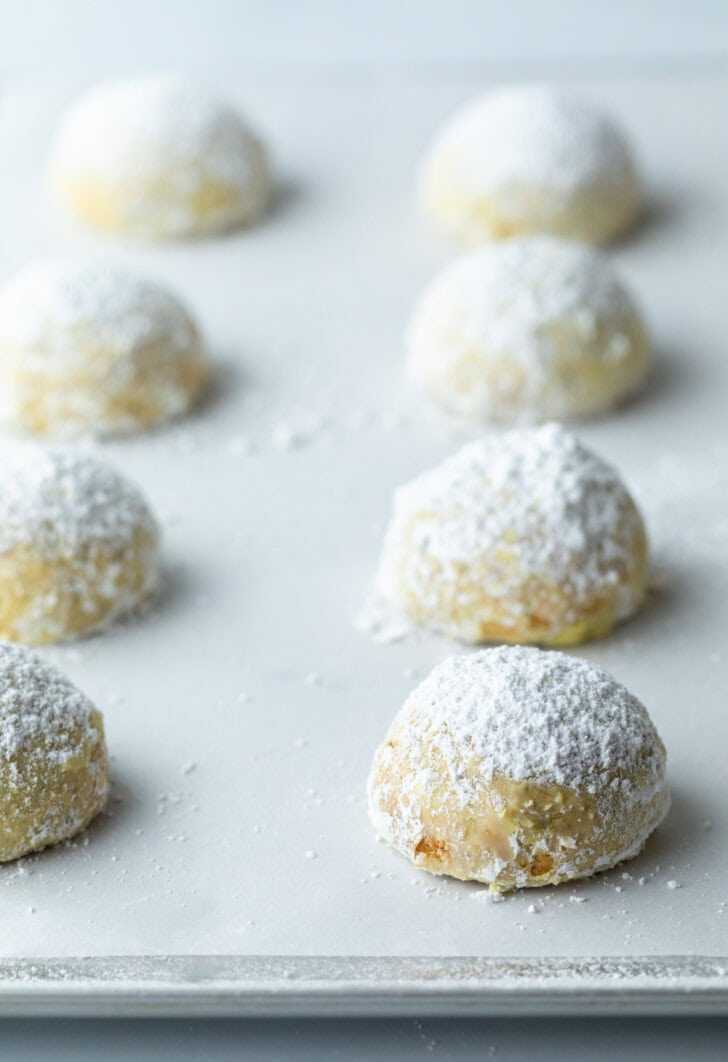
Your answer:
(0, 955), (726, 1017)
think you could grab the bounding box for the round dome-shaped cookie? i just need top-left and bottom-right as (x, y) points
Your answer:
(419, 85), (641, 245)
(49, 74), (270, 239)
(408, 237), (649, 424)
(368, 646), (669, 890)
(376, 424), (648, 646)
(0, 444), (160, 644)
(0, 260), (208, 437)
(0, 641), (109, 861)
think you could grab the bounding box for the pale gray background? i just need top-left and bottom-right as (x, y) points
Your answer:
(1, 0), (728, 1056)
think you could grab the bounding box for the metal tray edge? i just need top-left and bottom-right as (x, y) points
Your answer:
(0, 956), (726, 1017)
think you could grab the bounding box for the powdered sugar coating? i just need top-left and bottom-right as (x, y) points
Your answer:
(377, 424), (648, 644)
(368, 647), (669, 889)
(0, 444), (158, 556)
(393, 647), (664, 790)
(0, 260), (195, 353)
(0, 259), (208, 437)
(408, 237), (649, 423)
(0, 640), (109, 860)
(0, 444), (160, 643)
(0, 641), (101, 767)
(50, 74), (270, 238)
(420, 85), (641, 244)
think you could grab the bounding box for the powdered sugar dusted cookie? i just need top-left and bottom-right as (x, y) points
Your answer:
(0, 641), (109, 861)
(420, 85), (641, 245)
(408, 237), (649, 424)
(368, 646), (669, 890)
(50, 74), (270, 239)
(376, 424), (648, 646)
(0, 260), (208, 437)
(0, 444), (160, 644)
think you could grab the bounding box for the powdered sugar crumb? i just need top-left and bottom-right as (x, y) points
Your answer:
(355, 591), (414, 645)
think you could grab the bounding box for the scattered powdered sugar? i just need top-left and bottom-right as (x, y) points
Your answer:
(394, 647), (665, 791)
(0, 443), (159, 557)
(217, 402), (411, 462)
(355, 589), (415, 644)
(377, 423), (645, 619)
(471, 888), (506, 904)
(426, 84), (637, 203)
(271, 422), (307, 452)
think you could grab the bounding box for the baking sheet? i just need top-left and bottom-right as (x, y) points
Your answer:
(0, 70), (726, 1016)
